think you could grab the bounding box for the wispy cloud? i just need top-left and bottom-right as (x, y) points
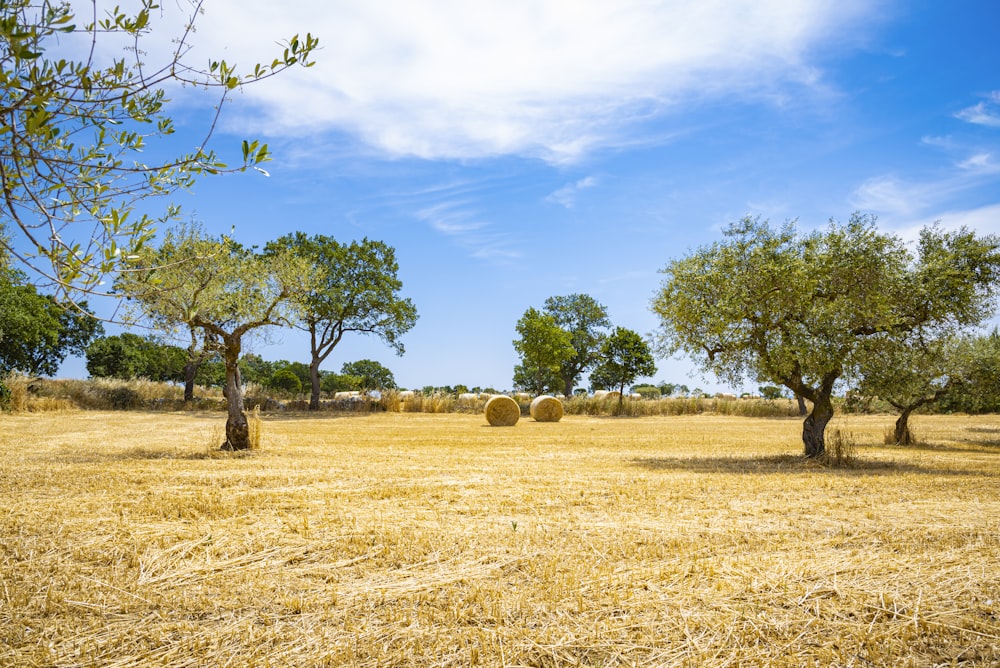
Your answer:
(955, 92), (1000, 127)
(546, 176), (599, 209)
(415, 201), (488, 235)
(160, 0), (880, 163)
(414, 200), (520, 263)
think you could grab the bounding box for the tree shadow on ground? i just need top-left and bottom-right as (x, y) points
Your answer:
(629, 453), (991, 477)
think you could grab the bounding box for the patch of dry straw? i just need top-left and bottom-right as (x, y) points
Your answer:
(1, 412), (998, 667)
(529, 395), (564, 422)
(484, 394), (520, 426)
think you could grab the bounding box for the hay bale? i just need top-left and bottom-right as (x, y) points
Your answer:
(530, 395), (563, 422)
(484, 395), (520, 426)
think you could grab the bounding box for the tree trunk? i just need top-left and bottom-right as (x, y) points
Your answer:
(893, 408), (915, 445)
(563, 376), (574, 398)
(183, 361), (196, 403)
(309, 356), (322, 410)
(221, 340), (250, 451)
(802, 392), (834, 458)
(796, 393), (808, 416)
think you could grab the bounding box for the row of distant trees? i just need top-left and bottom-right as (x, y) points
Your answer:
(84, 333), (398, 395)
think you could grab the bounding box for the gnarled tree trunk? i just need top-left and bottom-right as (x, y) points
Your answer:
(221, 339), (250, 450)
(893, 408), (915, 445)
(802, 393), (834, 458)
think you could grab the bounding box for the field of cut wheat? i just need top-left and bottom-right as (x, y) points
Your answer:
(1, 410), (998, 666)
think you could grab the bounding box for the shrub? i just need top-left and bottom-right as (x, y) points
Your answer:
(270, 369), (302, 394)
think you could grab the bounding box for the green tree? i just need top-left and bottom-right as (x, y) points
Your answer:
(271, 360), (311, 390)
(937, 331), (1000, 414)
(651, 215), (1000, 457)
(0, 269), (102, 376)
(118, 225), (307, 450)
(512, 307), (575, 394)
(0, 0), (316, 296)
(322, 373), (361, 394)
(270, 369), (302, 394)
(340, 359), (396, 391)
(86, 333), (185, 381)
(267, 233), (417, 410)
(759, 385), (785, 400)
(589, 327), (656, 410)
(543, 294), (611, 396)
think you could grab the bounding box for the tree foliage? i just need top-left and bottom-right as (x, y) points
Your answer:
(118, 223), (308, 449)
(0, 266), (102, 375)
(589, 327), (656, 407)
(85, 333), (184, 382)
(0, 0), (316, 296)
(543, 294), (611, 396)
(268, 233), (417, 409)
(651, 214), (1000, 457)
(512, 307), (575, 395)
(340, 359), (396, 391)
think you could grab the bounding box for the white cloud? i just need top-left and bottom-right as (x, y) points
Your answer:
(958, 153), (1000, 174)
(415, 201), (487, 235)
(147, 0), (879, 163)
(851, 175), (933, 218)
(414, 200), (521, 263)
(546, 176), (599, 208)
(956, 94), (1000, 128)
(888, 202), (1000, 243)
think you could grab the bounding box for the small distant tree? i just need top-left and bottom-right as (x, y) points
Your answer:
(512, 307), (575, 394)
(270, 369), (303, 394)
(340, 359), (396, 392)
(589, 327), (657, 410)
(759, 385), (785, 400)
(321, 373), (361, 394)
(632, 384), (661, 400)
(656, 382), (677, 397)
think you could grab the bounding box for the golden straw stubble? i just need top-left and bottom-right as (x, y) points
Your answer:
(529, 395), (564, 422)
(484, 395), (520, 426)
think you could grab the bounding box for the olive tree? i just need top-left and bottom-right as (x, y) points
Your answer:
(651, 214), (1000, 457)
(119, 224), (307, 450)
(267, 233), (417, 410)
(0, 0), (316, 297)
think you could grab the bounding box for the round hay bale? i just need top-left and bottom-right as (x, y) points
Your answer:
(484, 395), (520, 426)
(530, 395), (563, 422)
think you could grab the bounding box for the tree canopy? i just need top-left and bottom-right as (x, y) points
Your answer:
(0, 0), (316, 297)
(340, 359), (396, 392)
(651, 214), (1000, 457)
(268, 233), (417, 409)
(512, 307), (575, 395)
(118, 223), (308, 449)
(543, 294), (611, 396)
(0, 265), (102, 376)
(589, 327), (656, 408)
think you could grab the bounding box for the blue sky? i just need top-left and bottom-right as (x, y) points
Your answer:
(58, 0), (1000, 393)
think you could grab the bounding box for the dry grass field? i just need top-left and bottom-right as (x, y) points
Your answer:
(1, 410), (998, 666)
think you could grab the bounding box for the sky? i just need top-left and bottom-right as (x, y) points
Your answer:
(54, 0), (1000, 393)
